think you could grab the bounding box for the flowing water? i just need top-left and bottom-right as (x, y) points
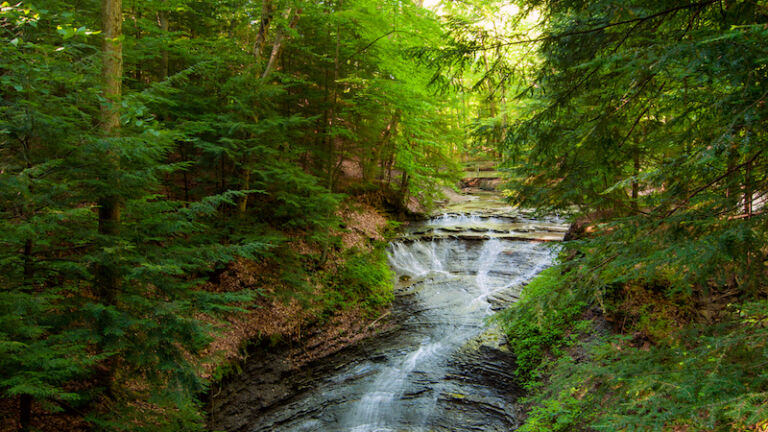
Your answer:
(211, 210), (564, 432)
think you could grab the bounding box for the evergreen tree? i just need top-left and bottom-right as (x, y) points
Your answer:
(1, 3), (99, 429)
(500, 0), (768, 293)
(464, 0), (768, 429)
(1, 0), (465, 429)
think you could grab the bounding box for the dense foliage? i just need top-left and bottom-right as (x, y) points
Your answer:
(504, 0), (768, 290)
(480, 0), (768, 430)
(8, 0), (767, 429)
(492, 267), (589, 383)
(0, 0), (462, 429)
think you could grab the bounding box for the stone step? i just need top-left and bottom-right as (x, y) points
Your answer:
(398, 231), (565, 242)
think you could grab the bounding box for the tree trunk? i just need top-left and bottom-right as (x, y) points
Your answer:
(238, 169), (251, 214)
(631, 148), (640, 212)
(96, 0), (123, 394)
(237, 5), (301, 214)
(399, 171), (410, 211)
(19, 394), (31, 432)
(744, 157), (752, 216)
(373, 112), (399, 183)
(98, 0), (122, 295)
(385, 146), (395, 187)
(261, 8), (301, 80)
(101, 0), (122, 135)
(253, 0), (274, 59)
(98, 0), (122, 294)
(157, 0), (169, 79)
(725, 141), (739, 210)
(326, 1), (341, 191)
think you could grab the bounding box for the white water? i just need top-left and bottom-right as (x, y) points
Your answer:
(342, 219), (555, 432)
(229, 213), (558, 432)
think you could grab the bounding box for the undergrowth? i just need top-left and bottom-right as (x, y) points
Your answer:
(492, 267), (590, 384)
(320, 243), (394, 318)
(496, 267), (768, 431)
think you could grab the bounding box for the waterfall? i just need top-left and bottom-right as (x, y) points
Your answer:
(340, 219), (555, 432)
(213, 211), (563, 432)
(475, 238), (505, 295)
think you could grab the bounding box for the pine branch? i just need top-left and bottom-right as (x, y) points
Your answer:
(658, 149), (765, 219)
(489, 1), (719, 50)
(342, 30), (407, 63)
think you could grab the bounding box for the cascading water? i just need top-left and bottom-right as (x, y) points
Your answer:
(210, 211), (563, 432)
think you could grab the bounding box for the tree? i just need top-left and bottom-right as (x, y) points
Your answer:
(0, 4), (101, 430)
(1, 0), (466, 429)
(475, 0), (768, 429)
(500, 0), (768, 292)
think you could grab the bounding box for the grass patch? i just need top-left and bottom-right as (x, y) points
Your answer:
(492, 266), (590, 384)
(319, 243), (394, 318)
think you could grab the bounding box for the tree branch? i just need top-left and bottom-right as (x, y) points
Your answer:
(342, 30), (405, 63)
(482, 1), (719, 50)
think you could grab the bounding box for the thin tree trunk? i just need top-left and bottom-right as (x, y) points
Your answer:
(96, 0), (123, 395)
(744, 158), (752, 216)
(631, 147), (640, 212)
(399, 171), (410, 210)
(726, 144), (738, 207)
(632, 124), (644, 213)
(157, 0), (169, 79)
(261, 8), (300, 80)
(500, 83), (508, 151)
(238, 5), (301, 213)
(326, 1), (341, 190)
(132, 4), (143, 84)
(101, 0), (122, 135)
(385, 146), (395, 187)
(373, 112), (399, 182)
(238, 169), (251, 214)
(19, 394), (31, 432)
(253, 0), (274, 59)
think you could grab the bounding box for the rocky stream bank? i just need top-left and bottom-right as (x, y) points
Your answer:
(208, 190), (568, 432)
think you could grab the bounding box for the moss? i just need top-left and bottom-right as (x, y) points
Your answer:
(318, 243), (395, 318)
(492, 267), (589, 384)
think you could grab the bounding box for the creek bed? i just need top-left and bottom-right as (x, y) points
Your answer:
(210, 205), (565, 432)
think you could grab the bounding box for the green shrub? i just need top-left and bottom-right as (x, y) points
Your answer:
(519, 385), (596, 432)
(493, 266), (590, 384)
(320, 244), (394, 317)
(510, 294), (768, 432)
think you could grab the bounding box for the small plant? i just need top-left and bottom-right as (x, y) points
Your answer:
(492, 266), (589, 384)
(320, 244), (394, 318)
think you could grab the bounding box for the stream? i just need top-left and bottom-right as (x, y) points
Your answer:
(211, 195), (566, 432)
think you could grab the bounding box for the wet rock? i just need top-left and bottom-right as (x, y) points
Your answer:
(210, 208), (558, 432)
(399, 231), (566, 242)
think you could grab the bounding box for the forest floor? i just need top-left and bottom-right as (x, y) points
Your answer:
(201, 199), (395, 379)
